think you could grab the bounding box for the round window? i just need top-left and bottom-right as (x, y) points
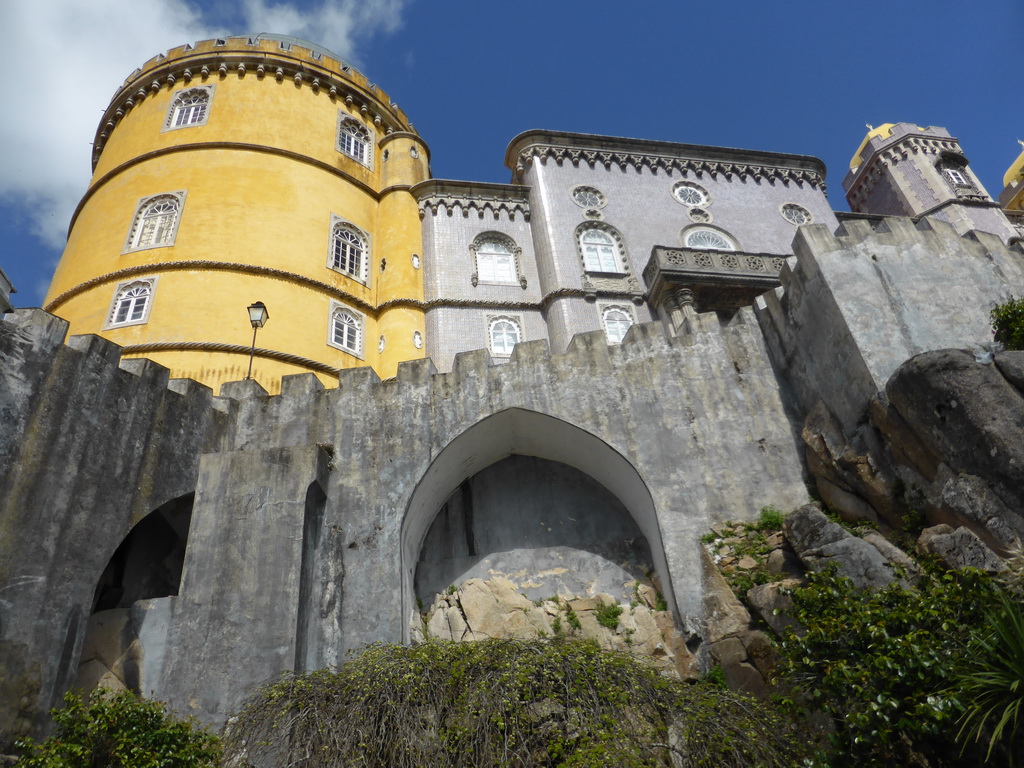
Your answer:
(571, 186), (606, 209)
(781, 203), (813, 225)
(673, 181), (710, 207)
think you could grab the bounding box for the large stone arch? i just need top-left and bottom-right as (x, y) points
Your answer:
(400, 408), (674, 641)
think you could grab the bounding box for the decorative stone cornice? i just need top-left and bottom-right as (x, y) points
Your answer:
(93, 37), (415, 170)
(412, 180), (531, 221)
(504, 131), (827, 191)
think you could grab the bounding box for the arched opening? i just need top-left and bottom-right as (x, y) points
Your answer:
(401, 409), (675, 642)
(75, 493), (194, 694)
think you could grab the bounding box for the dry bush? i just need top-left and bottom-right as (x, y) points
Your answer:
(224, 638), (804, 768)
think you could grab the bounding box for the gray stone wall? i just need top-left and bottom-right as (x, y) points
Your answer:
(0, 310), (230, 741)
(0, 298), (810, 736)
(756, 216), (1024, 430)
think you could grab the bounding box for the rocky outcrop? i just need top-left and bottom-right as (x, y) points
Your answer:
(73, 610), (142, 694)
(418, 577), (697, 680)
(916, 525), (1006, 573)
(783, 504), (895, 589)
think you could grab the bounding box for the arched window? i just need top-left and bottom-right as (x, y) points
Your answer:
(579, 227), (622, 273)
(125, 194), (183, 252)
(683, 227), (735, 251)
(330, 305), (363, 356)
(165, 87), (212, 129)
(602, 305), (634, 344)
(338, 116), (371, 165)
(107, 279), (155, 328)
(472, 234), (519, 284)
(331, 222), (367, 280)
(489, 316), (521, 357)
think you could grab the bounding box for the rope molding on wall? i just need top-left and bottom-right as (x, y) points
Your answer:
(120, 340), (342, 377)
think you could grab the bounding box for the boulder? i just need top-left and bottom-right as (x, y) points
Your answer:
(784, 505), (895, 589)
(746, 579), (802, 637)
(700, 548), (752, 642)
(885, 349), (1024, 514)
(995, 351), (1024, 394)
(709, 637), (769, 698)
(917, 525), (1006, 573)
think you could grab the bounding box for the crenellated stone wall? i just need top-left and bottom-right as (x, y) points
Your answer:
(0, 301), (809, 737)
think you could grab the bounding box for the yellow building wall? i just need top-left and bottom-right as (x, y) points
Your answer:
(46, 38), (427, 394)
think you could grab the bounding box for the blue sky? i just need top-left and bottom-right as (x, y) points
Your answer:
(2, 0), (1022, 308)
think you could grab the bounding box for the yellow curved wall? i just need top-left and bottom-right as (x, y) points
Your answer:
(45, 37), (427, 394)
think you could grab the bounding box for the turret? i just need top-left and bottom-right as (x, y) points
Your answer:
(44, 35), (428, 394)
(843, 122), (1015, 241)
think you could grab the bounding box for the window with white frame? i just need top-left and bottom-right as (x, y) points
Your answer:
(473, 234), (518, 284)
(579, 226), (623, 273)
(106, 279), (156, 328)
(939, 163), (975, 192)
(329, 303), (363, 356)
(124, 193), (184, 252)
(329, 219), (368, 281)
(337, 115), (372, 166)
(601, 305), (634, 344)
(683, 227), (735, 251)
(164, 87), (213, 130)
(488, 316), (521, 357)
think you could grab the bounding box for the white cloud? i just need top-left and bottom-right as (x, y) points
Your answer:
(0, 0), (408, 251)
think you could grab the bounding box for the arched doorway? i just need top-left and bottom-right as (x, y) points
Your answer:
(401, 409), (674, 641)
(76, 493), (194, 693)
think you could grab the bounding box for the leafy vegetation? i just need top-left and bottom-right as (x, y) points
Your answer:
(14, 689), (220, 767)
(776, 563), (1006, 767)
(755, 505), (785, 531)
(225, 639), (808, 768)
(594, 601), (623, 630)
(992, 296), (1024, 350)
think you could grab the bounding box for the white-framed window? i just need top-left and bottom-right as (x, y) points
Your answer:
(600, 304), (635, 344)
(780, 203), (813, 226)
(939, 163), (975, 191)
(683, 227), (736, 251)
(328, 301), (364, 357)
(488, 315), (521, 357)
(571, 185), (606, 209)
(164, 86), (213, 131)
(337, 114), (373, 167)
(123, 192), (185, 253)
(471, 233), (521, 285)
(105, 278), (157, 329)
(672, 181), (710, 208)
(578, 225), (625, 273)
(328, 217), (369, 283)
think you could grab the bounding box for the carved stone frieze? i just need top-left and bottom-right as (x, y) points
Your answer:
(643, 246), (786, 313)
(512, 145), (825, 190)
(417, 193), (531, 222)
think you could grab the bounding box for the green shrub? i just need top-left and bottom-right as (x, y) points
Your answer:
(225, 639), (808, 768)
(565, 605), (582, 631)
(957, 587), (1024, 760)
(756, 505), (786, 531)
(595, 601), (623, 630)
(776, 564), (1001, 767)
(14, 689), (220, 767)
(992, 296), (1024, 350)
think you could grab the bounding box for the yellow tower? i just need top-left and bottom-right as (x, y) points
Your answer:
(44, 35), (429, 394)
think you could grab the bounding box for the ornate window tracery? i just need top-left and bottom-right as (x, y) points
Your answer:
(488, 316), (521, 357)
(125, 193), (184, 252)
(571, 186), (606, 209)
(781, 203), (813, 225)
(672, 181), (710, 208)
(106, 279), (156, 328)
(683, 227), (736, 251)
(470, 233), (523, 286)
(329, 303), (363, 356)
(578, 225), (626, 273)
(601, 304), (634, 344)
(165, 87), (213, 130)
(330, 220), (368, 281)
(337, 115), (372, 167)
